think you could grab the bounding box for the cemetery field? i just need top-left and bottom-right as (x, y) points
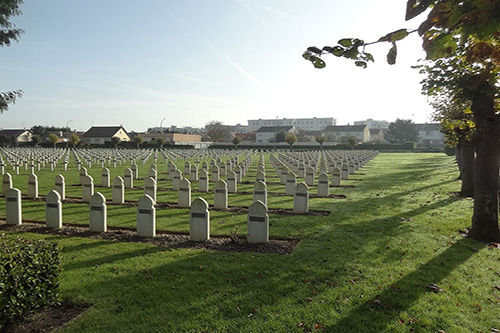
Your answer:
(1, 151), (500, 332)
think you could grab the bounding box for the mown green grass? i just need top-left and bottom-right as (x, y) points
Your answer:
(2, 152), (500, 332)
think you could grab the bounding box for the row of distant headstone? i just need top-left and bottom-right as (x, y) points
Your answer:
(2, 154), (310, 212)
(269, 150), (378, 189)
(2, 187), (270, 243)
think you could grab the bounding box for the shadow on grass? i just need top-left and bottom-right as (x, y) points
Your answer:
(326, 238), (484, 331)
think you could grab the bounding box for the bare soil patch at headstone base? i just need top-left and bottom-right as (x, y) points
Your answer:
(0, 221), (299, 255)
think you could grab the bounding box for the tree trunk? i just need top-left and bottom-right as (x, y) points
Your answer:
(458, 141), (474, 197)
(469, 75), (500, 242)
(455, 145), (462, 180)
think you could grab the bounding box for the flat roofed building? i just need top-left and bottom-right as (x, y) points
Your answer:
(248, 117), (336, 132)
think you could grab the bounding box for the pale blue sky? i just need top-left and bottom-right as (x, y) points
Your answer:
(1, 0), (432, 132)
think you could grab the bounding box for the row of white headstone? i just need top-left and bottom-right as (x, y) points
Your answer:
(3, 187), (269, 243)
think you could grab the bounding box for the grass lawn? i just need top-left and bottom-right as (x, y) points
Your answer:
(1, 152), (499, 332)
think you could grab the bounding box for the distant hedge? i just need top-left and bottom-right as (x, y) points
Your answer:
(0, 234), (62, 328)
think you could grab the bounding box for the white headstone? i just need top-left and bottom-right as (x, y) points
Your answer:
(247, 200), (269, 243)
(190, 164), (199, 182)
(227, 170), (237, 193)
(144, 177), (157, 203)
(101, 167), (110, 187)
(82, 175), (94, 202)
(137, 194), (156, 237)
(112, 176), (125, 204)
(124, 168), (134, 189)
(331, 167), (341, 186)
(178, 178), (192, 208)
(285, 172), (297, 195)
(2, 173), (12, 195)
(6, 188), (22, 225)
(190, 197), (210, 241)
(210, 165), (220, 182)
(293, 182), (309, 214)
(54, 174), (66, 200)
(305, 166), (315, 186)
(253, 180), (267, 205)
(198, 169), (209, 192)
(172, 169), (182, 191)
(27, 173), (38, 199)
(89, 192), (107, 232)
(317, 173), (329, 197)
(45, 190), (62, 229)
(213, 180), (228, 210)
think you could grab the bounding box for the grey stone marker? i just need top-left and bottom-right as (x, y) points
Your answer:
(331, 167), (341, 186)
(184, 161), (191, 175)
(101, 167), (110, 187)
(227, 170), (237, 193)
(213, 180), (228, 210)
(235, 165), (242, 182)
(112, 176), (125, 204)
(132, 163), (139, 179)
(190, 164), (199, 182)
(293, 182), (309, 214)
(190, 197), (210, 241)
(148, 168), (157, 183)
(124, 168), (134, 189)
(210, 165), (220, 182)
(0, 162), (4, 175)
(82, 175), (94, 202)
(6, 188), (22, 225)
(285, 172), (297, 195)
(253, 180), (267, 205)
(247, 200), (269, 243)
(178, 178), (192, 208)
(305, 166), (315, 186)
(27, 173), (38, 199)
(256, 170), (266, 183)
(89, 192), (107, 232)
(2, 173), (12, 195)
(79, 167), (88, 185)
(341, 164), (349, 180)
(172, 169), (182, 191)
(144, 177), (157, 203)
(137, 194), (156, 237)
(54, 174), (66, 200)
(317, 173), (330, 197)
(45, 190), (62, 229)
(198, 169), (209, 192)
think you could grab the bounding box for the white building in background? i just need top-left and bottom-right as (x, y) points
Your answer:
(248, 117), (336, 132)
(415, 123), (445, 147)
(353, 118), (390, 129)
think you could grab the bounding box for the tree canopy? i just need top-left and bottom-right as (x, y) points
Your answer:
(1, 0), (24, 113)
(386, 119), (420, 144)
(205, 121), (230, 142)
(302, 0), (500, 241)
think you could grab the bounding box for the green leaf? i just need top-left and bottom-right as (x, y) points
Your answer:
(387, 42), (398, 65)
(344, 47), (359, 60)
(331, 46), (344, 57)
(355, 61), (368, 68)
(338, 38), (352, 47)
(361, 52), (374, 62)
(313, 57), (326, 69)
(405, 0), (432, 21)
(307, 46), (323, 55)
(378, 29), (410, 43)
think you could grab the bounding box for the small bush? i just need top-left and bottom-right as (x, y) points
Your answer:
(0, 234), (62, 328)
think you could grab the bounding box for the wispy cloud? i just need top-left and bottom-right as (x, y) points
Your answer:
(168, 13), (268, 91)
(234, 0), (296, 20)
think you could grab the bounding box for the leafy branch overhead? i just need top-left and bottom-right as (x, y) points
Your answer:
(303, 0), (500, 69)
(302, 28), (414, 69)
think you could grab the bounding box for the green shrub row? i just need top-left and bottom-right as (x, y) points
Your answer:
(0, 234), (62, 328)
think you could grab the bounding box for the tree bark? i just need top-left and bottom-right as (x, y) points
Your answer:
(469, 75), (500, 242)
(455, 145), (462, 180)
(458, 141), (474, 197)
